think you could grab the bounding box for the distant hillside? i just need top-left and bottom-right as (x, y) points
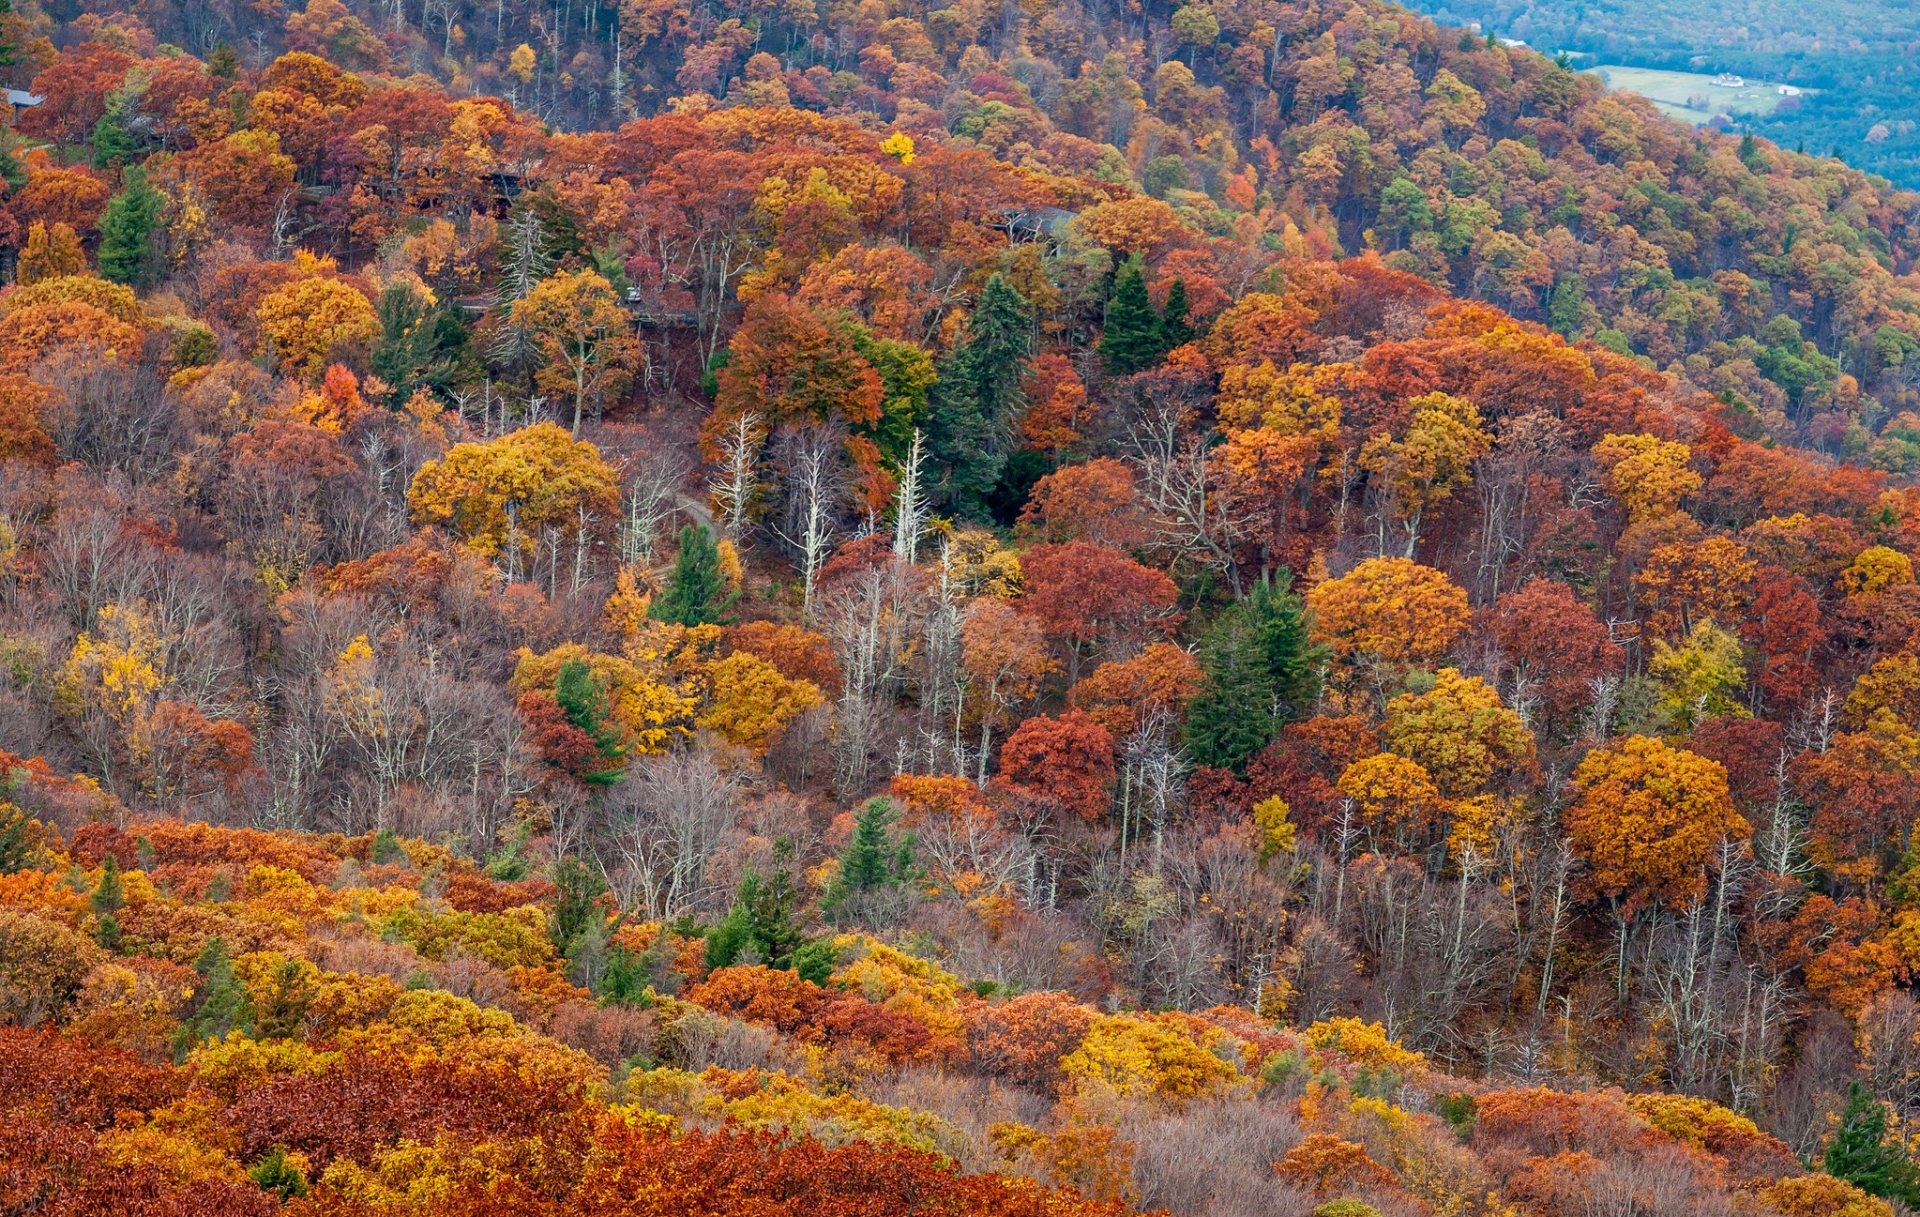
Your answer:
(1406, 0), (1920, 186)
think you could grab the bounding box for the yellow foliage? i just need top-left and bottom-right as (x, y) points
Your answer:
(512, 642), (696, 756)
(1253, 795), (1298, 860)
(1593, 433), (1701, 525)
(407, 422), (621, 560)
(256, 275), (379, 381)
(187, 1031), (337, 1100)
(696, 651), (823, 753)
(1304, 1017), (1426, 1073)
(880, 131), (916, 163)
(1061, 1012), (1245, 1104)
(1842, 545), (1916, 599)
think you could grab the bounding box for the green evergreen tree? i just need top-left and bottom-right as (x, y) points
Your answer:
(1184, 569), (1322, 771)
(1160, 277), (1193, 349)
(598, 942), (656, 1005)
(90, 79), (143, 170)
(926, 274), (1031, 516)
(174, 937), (254, 1055)
(554, 657), (628, 784)
(97, 167), (165, 287)
(248, 1148), (309, 1200)
(706, 858), (808, 970)
(1826, 1082), (1920, 1203)
(372, 282), (469, 404)
(1184, 608), (1276, 771)
(206, 42), (239, 79)
(549, 856), (607, 954)
(1100, 252), (1165, 376)
(91, 854), (124, 916)
(649, 524), (737, 625)
(369, 828), (408, 866)
(1250, 568), (1322, 723)
(1827, 1082), (1920, 1198)
(822, 799), (919, 920)
(0, 802), (39, 873)
(0, 0), (18, 72)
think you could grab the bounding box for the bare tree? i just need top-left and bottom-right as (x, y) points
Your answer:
(609, 750), (745, 919)
(772, 425), (846, 618)
(706, 412), (764, 543)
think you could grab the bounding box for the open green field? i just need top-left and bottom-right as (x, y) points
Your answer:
(1584, 64), (1810, 125)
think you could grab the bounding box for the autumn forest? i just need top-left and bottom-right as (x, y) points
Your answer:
(5, 0), (1920, 1213)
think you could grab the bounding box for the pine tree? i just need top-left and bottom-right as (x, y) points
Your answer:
(90, 81), (141, 170)
(0, 803), (40, 874)
(1185, 569), (1322, 771)
(822, 799), (919, 920)
(554, 657), (627, 784)
(1100, 252), (1165, 376)
(373, 282), (468, 404)
(926, 274), (1031, 516)
(1184, 608), (1276, 771)
(1826, 1082), (1920, 1203)
(650, 524), (737, 625)
(174, 938), (254, 1055)
(549, 856), (607, 953)
(1250, 567), (1322, 722)
(0, 0), (18, 72)
(1160, 277), (1193, 349)
(90, 854), (124, 915)
(98, 167), (164, 287)
(706, 857), (808, 970)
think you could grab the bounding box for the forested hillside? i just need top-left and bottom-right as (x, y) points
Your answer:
(2, 0), (1920, 1215)
(1407, 0), (1920, 187)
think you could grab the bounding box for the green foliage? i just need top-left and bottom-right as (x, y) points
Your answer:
(0, 803), (43, 875)
(369, 828), (409, 867)
(1160, 278), (1193, 348)
(789, 938), (839, 985)
(926, 273), (1031, 516)
(174, 937), (254, 1056)
(90, 78), (144, 170)
(1100, 252), (1166, 376)
(708, 859), (809, 970)
(822, 799), (920, 921)
(599, 942), (658, 1006)
(372, 282), (469, 405)
(1313, 1202), (1384, 1217)
(97, 167), (165, 288)
(554, 657), (629, 784)
(248, 1148), (310, 1200)
(851, 328), (936, 463)
(90, 854), (124, 916)
(1825, 1081), (1920, 1204)
(650, 524), (738, 626)
(550, 856), (608, 954)
(1184, 569), (1323, 771)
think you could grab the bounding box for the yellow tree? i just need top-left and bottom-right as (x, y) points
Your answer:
(407, 421), (621, 564)
(1566, 735), (1748, 917)
(18, 222), (87, 284)
(1336, 752), (1450, 853)
(696, 651), (824, 753)
(1306, 557), (1471, 668)
(1592, 433), (1701, 525)
(1383, 668), (1535, 795)
(256, 273), (379, 381)
(510, 270), (638, 434)
(1358, 391), (1491, 555)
